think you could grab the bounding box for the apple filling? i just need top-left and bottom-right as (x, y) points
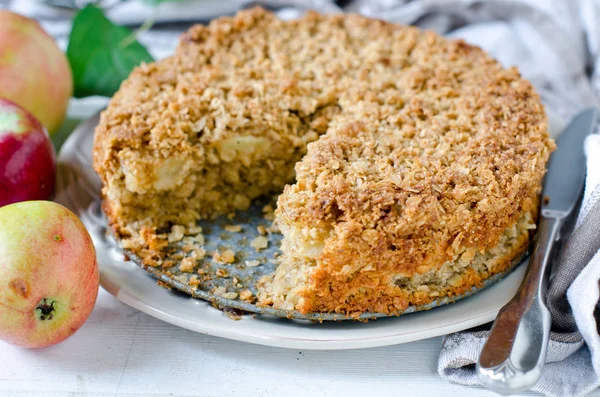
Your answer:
(104, 123), (325, 248)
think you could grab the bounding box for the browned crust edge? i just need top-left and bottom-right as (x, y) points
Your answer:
(292, 207), (536, 316)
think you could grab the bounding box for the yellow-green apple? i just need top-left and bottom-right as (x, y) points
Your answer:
(0, 201), (99, 348)
(0, 11), (72, 134)
(0, 98), (56, 207)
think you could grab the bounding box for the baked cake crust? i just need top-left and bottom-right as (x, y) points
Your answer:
(93, 7), (554, 315)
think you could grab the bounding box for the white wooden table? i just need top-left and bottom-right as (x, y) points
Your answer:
(0, 100), (595, 397)
(0, 288), (531, 397)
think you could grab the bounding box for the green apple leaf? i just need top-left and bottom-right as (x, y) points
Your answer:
(67, 5), (154, 98)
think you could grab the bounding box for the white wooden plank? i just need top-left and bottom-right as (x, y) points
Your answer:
(1, 289), (581, 397)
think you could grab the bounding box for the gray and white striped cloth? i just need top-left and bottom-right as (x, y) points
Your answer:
(4, 1), (600, 395)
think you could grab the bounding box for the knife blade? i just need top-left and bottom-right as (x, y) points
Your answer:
(476, 108), (597, 395)
(542, 109), (598, 218)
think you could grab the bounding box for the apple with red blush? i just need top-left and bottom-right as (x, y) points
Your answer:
(0, 98), (56, 207)
(0, 201), (99, 348)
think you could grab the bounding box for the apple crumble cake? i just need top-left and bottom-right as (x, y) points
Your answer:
(93, 7), (554, 316)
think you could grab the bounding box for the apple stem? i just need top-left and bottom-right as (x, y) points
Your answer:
(35, 298), (56, 321)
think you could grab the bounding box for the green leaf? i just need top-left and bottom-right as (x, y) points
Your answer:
(67, 5), (154, 98)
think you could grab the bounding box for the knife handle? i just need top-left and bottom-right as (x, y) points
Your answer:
(476, 216), (562, 395)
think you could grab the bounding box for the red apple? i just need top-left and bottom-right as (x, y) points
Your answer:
(0, 201), (99, 348)
(0, 11), (73, 135)
(0, 98), (56, 207)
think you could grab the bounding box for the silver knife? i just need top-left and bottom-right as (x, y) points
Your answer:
(476, 108), (598, 395)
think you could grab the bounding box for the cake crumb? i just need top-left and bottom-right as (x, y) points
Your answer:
(195, 233), (205, 246)
(140, 227), (167, 252)
(162, 260), (176, 269)
(213, 249), (236, 263)
(186, 225), (203, 235)
(179, 257), (196, 273)
(181, 243), (195, 253)
(157, 280), (172, 290)
(257, 225), (267, 235)
(251, 236), (269, 251)
(223, 307), (243, 320)
(189, 275), (200, 288)
(212, 286), (226, 296)
(225, 225), (242, 232)
(240, 289), (254, 302)
(266, 222), (279, 233)
(121, 239), (134, 249)
(216, 268), (230, 278)
(168, 225), (186, 243)
(173, 274), (188, 283)
(258, 275), (273, 284)
(262, 205), (275, 221)
(183, 234), (205, 247)
(245, 260), (261, 267)
(191, 247), (206, 259)
(213, 286), (238, 300)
